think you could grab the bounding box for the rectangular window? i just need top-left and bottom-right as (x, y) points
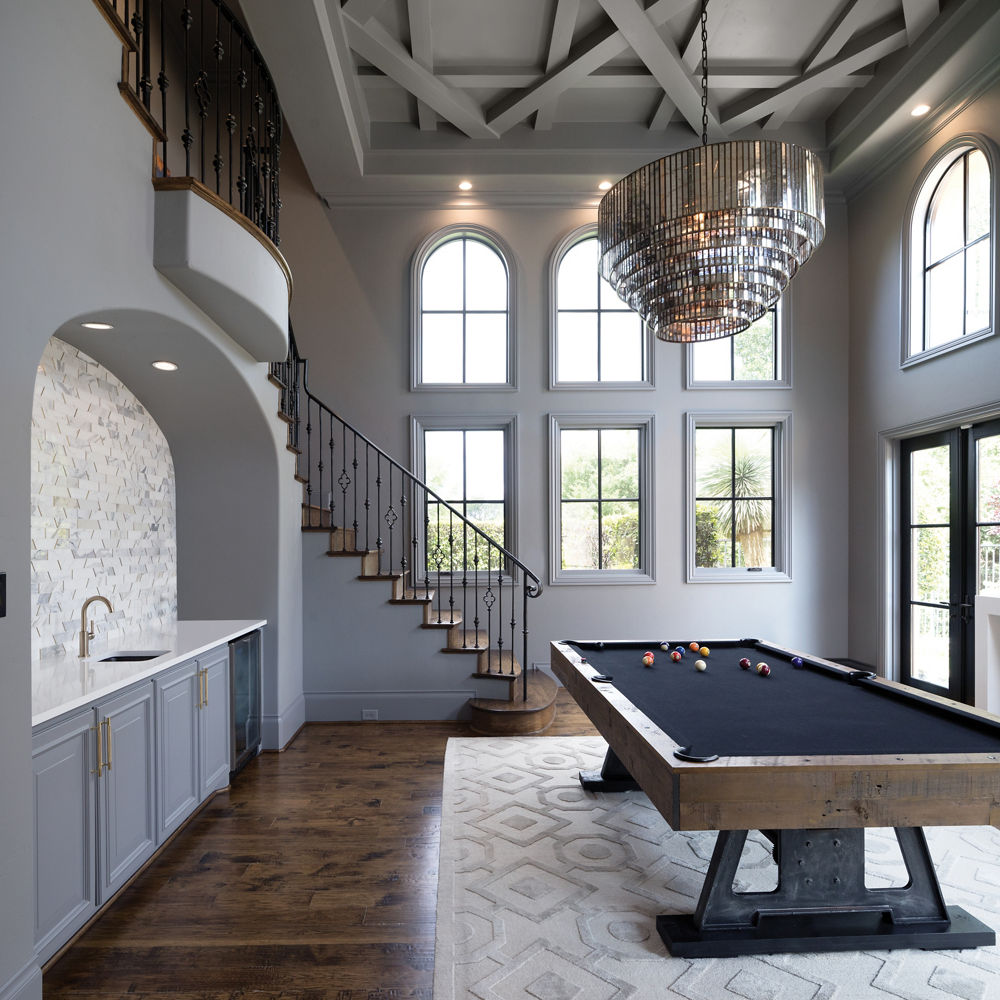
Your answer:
(412, 415), (516, 574)
(686, 412), (791, 582)
(685, 301), (790, 388)
(549, 414), (654, 584)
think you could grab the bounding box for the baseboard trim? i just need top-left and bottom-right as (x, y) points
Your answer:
(262, 693), (306, 750)
(305, 689), (476, 722)
(0, 960), (42, 1000)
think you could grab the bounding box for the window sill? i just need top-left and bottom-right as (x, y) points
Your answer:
(901, 326), (994, 369)
(549, 570), (655, 586)
(686, 568), (791, 584)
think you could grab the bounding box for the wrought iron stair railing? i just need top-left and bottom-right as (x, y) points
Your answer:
(270, 331), (543, 703)
(95, 0), (281, 245)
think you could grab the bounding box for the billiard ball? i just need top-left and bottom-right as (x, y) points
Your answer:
(739, 657), (751, 670)
(791, 656), (804, 669)
(674, 646), (685, 657)
(689, 641), (700, 652)
(695, 659), (707, 671)
(642, 651), (655, 667)
(755, 662), (771, 677)
(699, 646), (710, 657)
(660, 641), (670, 651)
(670, 650), (682, 662)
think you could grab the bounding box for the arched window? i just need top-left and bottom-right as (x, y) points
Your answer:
(411, 226), (514, 389)
(904, 135), (997, 365)
(550, 227), (651, 387)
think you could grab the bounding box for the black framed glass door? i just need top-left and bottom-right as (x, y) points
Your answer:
(900, 419), (1000, 702)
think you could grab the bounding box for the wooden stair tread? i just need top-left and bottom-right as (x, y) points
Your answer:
(359, 573), (403, 581)
(469, 670), (555, 713)
(326, 549), (371, 557)
(267, 372), (286, 389)
(276, 410), (295, 424)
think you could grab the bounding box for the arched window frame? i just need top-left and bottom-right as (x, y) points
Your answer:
(902, 134), (999, 368)
(549, 225), (654, 389)
(410, 224), (516, 391)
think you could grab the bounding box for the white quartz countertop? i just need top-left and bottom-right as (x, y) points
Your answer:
(32, 619), (266, 729)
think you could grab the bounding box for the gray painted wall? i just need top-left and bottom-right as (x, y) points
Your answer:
(0, 5), (303, 991)
(278, 141), (852, 717)
(847, 78), (1000, 671)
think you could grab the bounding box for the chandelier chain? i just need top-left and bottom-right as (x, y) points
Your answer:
(700, 0), (709, 145)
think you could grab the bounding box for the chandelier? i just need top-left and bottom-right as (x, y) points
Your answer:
(597, 0), (825, 343)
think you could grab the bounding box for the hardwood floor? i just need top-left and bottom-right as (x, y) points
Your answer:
(43, 688), (598, 999)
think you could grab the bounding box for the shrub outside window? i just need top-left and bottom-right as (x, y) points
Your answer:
(551, 228), (651, 387)
(411, 226), (515, 389)
(549, 414), (654, 585)
(686, 412), (791, 582)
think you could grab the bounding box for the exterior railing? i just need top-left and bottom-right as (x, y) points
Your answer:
(271, 331), (543, 702)
(95, 0), (281, 245)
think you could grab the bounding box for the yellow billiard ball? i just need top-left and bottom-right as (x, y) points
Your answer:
(699, 645), (710, 657)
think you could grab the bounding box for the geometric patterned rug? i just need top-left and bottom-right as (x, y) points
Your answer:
(434, 736), (1000, 1000)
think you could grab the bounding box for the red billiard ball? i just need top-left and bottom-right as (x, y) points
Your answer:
(670, 650), (682, 662)
(739, 657), (751, 670)
(755, 661), (771, 677)
(642, 651), (655, 667)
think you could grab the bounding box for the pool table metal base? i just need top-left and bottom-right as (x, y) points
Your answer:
(579, 747), (641, 793)
(656, 826), (996, 957)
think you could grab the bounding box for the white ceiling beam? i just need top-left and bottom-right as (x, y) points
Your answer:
(344, 15), (498, 139)
(902, 0), (939, 43)
(341, 0), (389, 26)
(536, 0), (581, 130)
(485, 0), (696, 136)
(596, 0), (722, 138)
(805, 0), (869, 72)
(721, 14), (908, 130)
(407, 0), (436, 131)
(648, 94), (676, 129)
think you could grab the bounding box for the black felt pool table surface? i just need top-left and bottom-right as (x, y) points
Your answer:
(566, 639), (1000, 760)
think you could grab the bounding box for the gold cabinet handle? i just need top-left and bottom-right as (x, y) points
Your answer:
(196, 668), (205, 709)
(103, 718), (112, 772)
(91, 724), (104, 777)
(202, 668), (208, 708)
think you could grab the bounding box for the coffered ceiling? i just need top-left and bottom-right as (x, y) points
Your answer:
(239, 0), (1000, 203)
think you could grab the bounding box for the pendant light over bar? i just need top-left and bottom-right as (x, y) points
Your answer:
(597, 0), (825, 343)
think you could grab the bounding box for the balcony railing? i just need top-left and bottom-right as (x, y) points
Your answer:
(95, 0), (281, 246)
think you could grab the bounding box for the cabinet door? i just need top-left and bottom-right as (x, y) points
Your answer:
(97, 683), (156, 901)
(156, 659), (200, 842)
(32, 708), (98, 963)
(199, 647), (232, 798)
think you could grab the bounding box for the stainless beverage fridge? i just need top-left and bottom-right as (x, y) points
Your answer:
(230, 630), (261, 776)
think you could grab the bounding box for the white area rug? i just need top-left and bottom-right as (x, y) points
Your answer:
(434, 736), (1000, 1000)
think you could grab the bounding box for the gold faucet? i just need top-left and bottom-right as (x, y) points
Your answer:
(79, 595), (113, 658)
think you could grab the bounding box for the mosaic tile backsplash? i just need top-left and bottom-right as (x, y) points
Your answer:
(31, 338), (177, 659)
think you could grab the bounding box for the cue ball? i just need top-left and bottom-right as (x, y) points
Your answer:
(695, 659), (707, 671)
(739, 657), (751, 670)
(699, 645), (710, 657)
(670, 650), (682, 662)
(642, 651), (655, 667)
(659, 641), (670, 651)
(791, 656), (804, 669)
(689, 641), (700, 652)
(755, 661), (771, 677)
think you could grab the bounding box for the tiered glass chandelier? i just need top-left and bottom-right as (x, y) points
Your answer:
(598, 0), (825, 343)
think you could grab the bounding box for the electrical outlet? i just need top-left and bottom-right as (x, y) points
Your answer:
(362, 708), (378, 721)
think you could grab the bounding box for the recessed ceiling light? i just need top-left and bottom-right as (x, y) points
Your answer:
(151, 360), (179, 372)
(81, 321), (113, 330)
(598, 180), (612, 191)
(458, 180), (473, 191)
(911, 103), (931, 117)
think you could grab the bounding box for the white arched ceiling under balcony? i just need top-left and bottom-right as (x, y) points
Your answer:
(240, 0), (1000, 204)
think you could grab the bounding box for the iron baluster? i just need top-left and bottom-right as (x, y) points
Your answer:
(462, 521), (469, 647)
(399, 484), (408, 580)
(339, 421), (348, 552)
(227, 19), (235, 204)
(157, 0), (167, 175)
(522, 583), (529, 702)
(212, 3), (224, 192)
(328, 420), (335, 528)
(363, 443), (371, 553)
(375, 454), (382, 570)
(181, 4), (193, 175)
(473, 537), (480, 648)
(497, 561), (504, 673)
(305, 398), (313, 524)
(385, 464), (396, 577)
(483, 547), (494, 673)
(236, 38), (247, 214)
(448, 509), (455, 623)
(316, 407), (324, 527)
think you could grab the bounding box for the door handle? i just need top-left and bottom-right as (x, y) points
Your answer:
(91, 724), (104, 777)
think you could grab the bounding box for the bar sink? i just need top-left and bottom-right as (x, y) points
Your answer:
(99, 650), (169, 662)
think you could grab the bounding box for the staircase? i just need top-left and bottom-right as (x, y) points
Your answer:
(270, 332), (556, 735)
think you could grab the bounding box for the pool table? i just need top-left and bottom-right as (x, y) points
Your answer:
(550, 637), (1000, 957)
